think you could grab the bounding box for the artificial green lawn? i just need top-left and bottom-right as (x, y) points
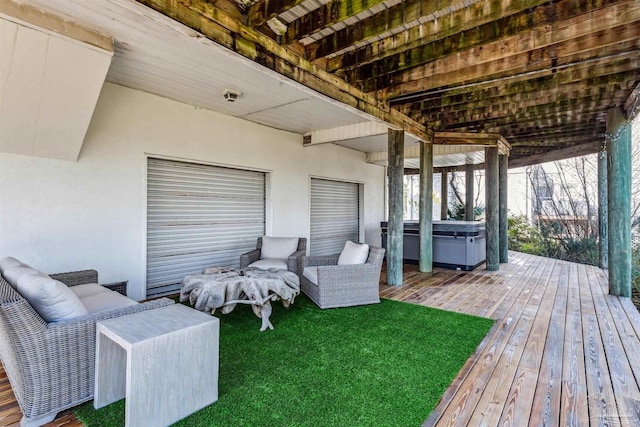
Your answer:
(75, 296), (493, 426)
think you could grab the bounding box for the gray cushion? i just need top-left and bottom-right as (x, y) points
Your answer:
(0, 256), (25, 275)
(70, 283), (109, 298)
(303, 266), (318, 285)
(3, 265), (40, 289)
(248, 259), (288, 270)
(80, 290), (137, 314)
(17, 272), (89, 322)
(337, 241), (370, 265)
(260, 237), (298, 260)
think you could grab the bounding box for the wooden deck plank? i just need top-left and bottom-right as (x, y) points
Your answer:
(465, 256), (556, 425)
(588, 264), (640, 426)
(426, 254), (554, 426)
(528, 260), (569, 427)
(499, 260), (562, 426)
(559, 262), (589, 426)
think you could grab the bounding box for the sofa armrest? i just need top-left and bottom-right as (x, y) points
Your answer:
(240, 249), (261, 269)
(287, 249), (306, 274)
(299, 254), (340, 269)
(50, 269), (98, 287)
(102, 280), (128, 296)
(316, 263), (378, 285)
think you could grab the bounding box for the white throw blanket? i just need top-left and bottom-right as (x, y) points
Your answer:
(180, 267), (300, 331)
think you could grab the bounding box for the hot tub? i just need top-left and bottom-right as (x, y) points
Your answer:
(380, 220), (486, 271)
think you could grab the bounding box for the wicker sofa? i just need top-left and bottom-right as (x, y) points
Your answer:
(0, 263), (174, 427)
(299, 246), (385, 309)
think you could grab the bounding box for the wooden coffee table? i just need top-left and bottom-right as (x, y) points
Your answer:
(181, 267), (300, 331)
(94, 304), (219, 427)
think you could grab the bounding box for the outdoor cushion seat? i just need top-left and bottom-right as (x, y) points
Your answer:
(0, 256), (174, 427)
(248, 258), (289, 270)
(79, 289), (138, 314)
(299, 242), (385, 309)
(240, 237), (307, 276)
(302, 266), (318, 286)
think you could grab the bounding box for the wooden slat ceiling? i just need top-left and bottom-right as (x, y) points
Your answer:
(140, 0), (638, 167)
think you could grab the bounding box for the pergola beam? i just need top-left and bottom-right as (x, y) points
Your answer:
(326, 0), (551, 71)
(342, 0), (629, 84)
(376, 25), (640, 99)
(508, 141), (601, 169)
(247, 0), (306, 28)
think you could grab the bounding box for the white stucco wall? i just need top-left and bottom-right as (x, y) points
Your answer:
(0, 83), (385, 300)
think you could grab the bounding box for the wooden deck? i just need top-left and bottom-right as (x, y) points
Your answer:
(381, 251), (640, 427)
(1, 251), (639, 426)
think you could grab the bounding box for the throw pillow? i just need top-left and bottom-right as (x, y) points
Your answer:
(17, 272), (88, 322)
(260, 236), (299, 260)
(337, 241), (370, 265)
(0, 256), (25, 275)
(3, 265), (38, 289)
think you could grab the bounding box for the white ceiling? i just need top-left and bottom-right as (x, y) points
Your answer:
(17, 0), (484, 167)
(20, 0), (377, 136)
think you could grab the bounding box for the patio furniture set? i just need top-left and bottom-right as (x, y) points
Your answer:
(0, 237), (384, 426)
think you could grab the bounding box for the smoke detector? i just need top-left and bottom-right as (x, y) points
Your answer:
(222, 89), (241, 102)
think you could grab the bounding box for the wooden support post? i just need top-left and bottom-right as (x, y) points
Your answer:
(598, 145), (608, 270)
(606, 107), (631, 297)
(499, 154), (509, 263)
(485, 147), (500, 271)
(419, 140), (433, 273)
(387, 129), (404, 286)
(441, 171), (448, 220)
(465, 163), (474, 221)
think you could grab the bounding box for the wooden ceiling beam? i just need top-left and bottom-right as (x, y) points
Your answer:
(389, 40), (640, 105)
(509, 141), (601, 168)
(247, 0), (307, 28)
(325, 0), (552, 72)
(134, 0), (430, 141)
(506, 128), (602, 141)
(277, 0), (388, 45)
(433, 110), (607, 133)
(308, 0), (552, 62)
(510, 135), (603, 147)
(398, 66), (640, 115)
(425, 89), (629, 126)
(342, 0), (622, 84)
(377, 30), (640, 100)
(417, 87), (640, 122)
(364, 2), (640, 96)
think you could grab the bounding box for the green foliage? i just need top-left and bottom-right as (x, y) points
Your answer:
(507, 214), (599, 266)
(75, 297), (493, 427)
(448, 202), (484, 221)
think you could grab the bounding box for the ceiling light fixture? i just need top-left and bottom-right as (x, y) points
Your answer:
(222, 89), (241, 102)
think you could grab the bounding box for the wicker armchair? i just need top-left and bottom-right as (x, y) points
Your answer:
(240, 237), (307, 276)
(0, 269), (174, 427)
(299, 246), (385, 309)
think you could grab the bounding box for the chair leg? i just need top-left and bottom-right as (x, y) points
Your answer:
(20, 413), (57, 427)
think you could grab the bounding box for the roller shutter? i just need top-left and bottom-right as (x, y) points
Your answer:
(310, 178), (360, 255)
(146, 158), (265, 297)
